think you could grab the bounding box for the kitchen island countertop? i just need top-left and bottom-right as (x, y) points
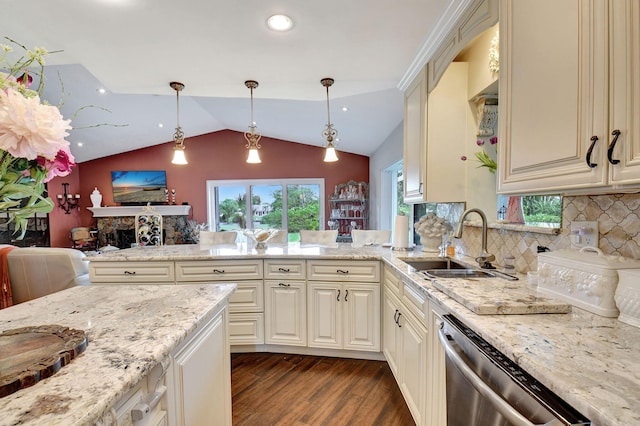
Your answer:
(0, 283), (235, 425)
(88, 243), (640, 426)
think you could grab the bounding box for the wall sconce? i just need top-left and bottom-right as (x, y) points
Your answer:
(57, 183), (80, 214)
(321, 78), (339, 162)
(170, 81), (188, 165)
(244, 80), (262, 163)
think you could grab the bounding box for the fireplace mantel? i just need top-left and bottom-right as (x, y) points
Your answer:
(87, 205), (191, 217)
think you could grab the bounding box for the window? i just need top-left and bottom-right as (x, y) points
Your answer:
(207, 179), (324, 242)
(381, 160), (410, 242)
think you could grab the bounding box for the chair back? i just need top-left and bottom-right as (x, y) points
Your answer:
(199, 231), (237, 245)
(351, 230), (391, 247)
(299, 230), (338, 244)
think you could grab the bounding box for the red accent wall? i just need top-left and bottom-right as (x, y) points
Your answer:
(48, 130), (369, 247)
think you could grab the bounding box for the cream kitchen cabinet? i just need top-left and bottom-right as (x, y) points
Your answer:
(383, 287), (427, 425)
(307, 282), (380, 352)
(403, 62), (472, 204)
(426, 300), (448, 426)
(263, 259), (307, 346)
(176, 259), (264, 346)
(90, 261), (175, 283)
(382, 265), (429, 426)
(166, 304), (231, 426)
(498, 0), (640, 194)
(264, 279), (307, 346)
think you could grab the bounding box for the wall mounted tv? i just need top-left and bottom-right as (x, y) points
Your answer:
(111, 170), (167, 205)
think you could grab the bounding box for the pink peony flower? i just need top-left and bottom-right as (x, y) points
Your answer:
(37, 146), (76, 183)
(490, 136), (498, 145)
(476, 139), (485, 146)
(0, 88), (71, 160)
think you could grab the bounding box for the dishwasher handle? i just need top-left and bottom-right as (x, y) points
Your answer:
(438, 327), (554, 426)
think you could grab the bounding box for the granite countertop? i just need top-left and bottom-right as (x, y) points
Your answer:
(0, 284), (236, 425)
(86, 243), (640, 426)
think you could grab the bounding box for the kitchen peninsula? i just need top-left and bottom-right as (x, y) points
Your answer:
(0, 283), (235, 425)
(86, 243), (640, 426)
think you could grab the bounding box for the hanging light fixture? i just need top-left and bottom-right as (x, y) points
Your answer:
(169, 81), (187, 165)
(244, 80), (262, 163)
(321, 78), (339, 162)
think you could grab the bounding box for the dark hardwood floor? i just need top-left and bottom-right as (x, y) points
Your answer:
(231, 352), (415, 426)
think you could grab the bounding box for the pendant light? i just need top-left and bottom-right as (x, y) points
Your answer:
(321, 78), (339, 162)
(244, 80), (262, 163)
(170, 81), (187, 165)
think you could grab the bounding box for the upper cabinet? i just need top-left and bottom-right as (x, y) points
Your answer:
(498, 0), (640, 194)
(403, 0), (498, 204)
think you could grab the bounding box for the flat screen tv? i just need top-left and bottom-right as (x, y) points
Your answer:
(111, 170), (167, 205)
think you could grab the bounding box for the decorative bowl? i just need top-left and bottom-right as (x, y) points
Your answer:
(242, 229), (279, 249)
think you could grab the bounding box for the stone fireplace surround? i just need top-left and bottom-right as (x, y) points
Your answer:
(88, 206), (191, 249)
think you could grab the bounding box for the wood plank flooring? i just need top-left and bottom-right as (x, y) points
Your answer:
(231, 353), (415, 426)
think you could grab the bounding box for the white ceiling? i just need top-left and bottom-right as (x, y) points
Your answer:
(1, 0), (467, 163)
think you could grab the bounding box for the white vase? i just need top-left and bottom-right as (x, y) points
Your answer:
(90, 187), (102, 208)
(420, 235), (442, 253)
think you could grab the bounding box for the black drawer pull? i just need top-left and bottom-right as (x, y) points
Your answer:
(344, 289), (349, 302)
(586, 135), (598, 168)
(278, 267), (291, 272)
(213, 269), (225, 274)
(337, 289), (341, 301)
(607, 129), (621, 165)
(336, 269), (349, 274)
(278, 282), (291, 287)
(124, 271), (136, 275)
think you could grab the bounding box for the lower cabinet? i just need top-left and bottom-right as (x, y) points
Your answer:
(383, 287), (428, 426)
(264, 280), (307, 346)
(307, 282), (380, 352)
(427, 301), (448, 426)
(166, 305), (231, 426)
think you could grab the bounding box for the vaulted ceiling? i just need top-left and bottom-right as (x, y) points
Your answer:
(1, 0), (468, 163)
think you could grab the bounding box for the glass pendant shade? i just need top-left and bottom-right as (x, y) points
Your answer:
(324, 145), (338, 162)
(246, 147), (261, 163)
(171, 146), (187, 165)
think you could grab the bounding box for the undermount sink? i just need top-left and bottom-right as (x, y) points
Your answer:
(420, 269), (496, 279)
(402, 258), (467, 270)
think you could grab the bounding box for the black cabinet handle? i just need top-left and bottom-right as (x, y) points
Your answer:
(393, 309), (399, 323)
(607, 129), (621, 165)
(124, 270), (136, 275)
(336, 269), (349, 274)
(336, 289), (341, 301)
(586, 135), (598, 168)
(344, 289), (349, 302)
(213, 269), (225, 273)
(278, 267), (291, 272)
(396, 312), (402, 328)
(278, 282), (290, 287)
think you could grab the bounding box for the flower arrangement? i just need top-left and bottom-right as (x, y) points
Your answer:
(0, 38), (75, 237)
(414, 213), (451, 239)
(183, 220), (208, 244)
(461, 136), (497, 173)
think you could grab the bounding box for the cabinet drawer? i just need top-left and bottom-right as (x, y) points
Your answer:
(307, 260), (380, 282)
(383, 266), (402, 296)
(90, 261), (175, 283)
(228, 280), (264, 313)
(264, 259), (306, 279)
(402, 280), (427, 325)
(229, 313), (264, 345)
(175, 260), (263, 282)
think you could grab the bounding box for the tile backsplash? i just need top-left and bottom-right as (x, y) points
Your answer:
(455, 193), (640, 273)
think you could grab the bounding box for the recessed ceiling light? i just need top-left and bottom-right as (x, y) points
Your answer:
(267, 14), (294, 31)
(341, 106), (349, 112)
(97, 88), (106, 94)
(158, 123), (164, 128)
(76, 142), (83, 147)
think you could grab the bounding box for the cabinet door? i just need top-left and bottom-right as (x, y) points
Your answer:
(343, 283), (380, 352)
(609, 0), (640, 184)
(307, 282), (342, 349)
(403, 67), (427, 202)
(427, 302), (448, 426)
(264, 280), (307, 346)
(498, 0), (608, 193)
(382, 289), (401, 377)
(170, 308), (231, 426)
(398, 310), (428, 426)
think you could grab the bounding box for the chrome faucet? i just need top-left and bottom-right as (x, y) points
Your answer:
(454, 208), (495, 269)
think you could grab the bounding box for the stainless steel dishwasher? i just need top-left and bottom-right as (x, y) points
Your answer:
(438, 314), (591, 426)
